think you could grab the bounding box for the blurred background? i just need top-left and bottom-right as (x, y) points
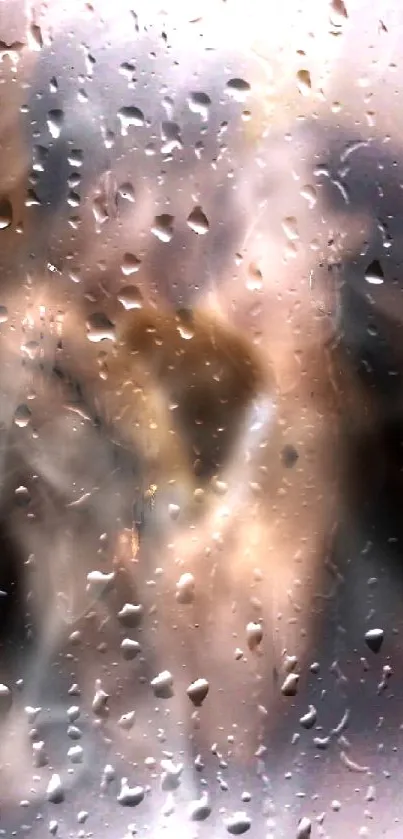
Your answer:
(1, 1), (403, 836)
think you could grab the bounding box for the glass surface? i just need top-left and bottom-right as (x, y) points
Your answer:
(0, 1), (402, 836)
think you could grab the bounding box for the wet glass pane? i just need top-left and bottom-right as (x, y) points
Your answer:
(0, 1), (402, 836)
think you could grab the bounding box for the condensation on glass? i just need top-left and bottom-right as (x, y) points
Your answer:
(0, 1), (402, 837)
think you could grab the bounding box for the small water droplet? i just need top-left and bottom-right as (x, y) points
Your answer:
(121, 638), (141, 660)
(281, 444), (299, 468)
(117, 284), (143, 310)
(296, 816), (312, 838)
(0, 305), (8, 323)
(118, 106), (145, 136)
(281, 672), (299, 696)
(168, 502), (181, 520)
(118, 710), (136, 730)
(77, 811), (88, 825)
(151, 670), (174, 699)
(300, 184), (317, 208)
(92, 681), (110, 716)
(161, 758), (183, 791)
(117, 778), (145, 806)
(0, 198), (13, 230)
(46, 774), (65, 804)
(188, 791), (211, 821)
(68, 149), (83, 167)
(86, 313), (116, 343)
(161, 120), (182, 153)
(176, 572), (195, 604)
(121, 253), (142, 276)
(117, 602), (143, 628)
(365, 259), (384, 285)
(67, 745), (83, 764)
(86, 569), (115, 597)
(296, 70), (312, 95)
(187, 205), (209, 235)
(28, 22), (44, 51)
(14, 404), (31, 428)
(188, 91), (211, 120)
(246, 262), (263, 292)
(282, 216), (299, 241)
(187, 677), (209, 707)
(117, 182), (135, 203)
(226, 78), (251, 102)
(246, 621), (263, 652)
(152, 213), (174, 243)
(330, 0), (348, 28)
(47, 109), (64, 139)
(225, 811), (251, 834)
(0, 684), (12, 712)
(299, 705), (317, 729)
(365, 627), (384, 653)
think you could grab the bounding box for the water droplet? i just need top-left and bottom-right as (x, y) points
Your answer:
(0, 306), (8, 323)
(281, 672), (299, 697)
(299, 705), (317, 729)
(161, 121), (182, 153)
(0, 198), (12, 229)
(225, 811), (251, 834)
(46, 774), (65, 804)
(67, 705), (80, 722)
(117, 182), (135, 203)
(92, 681), (109, 716)
(246, 262), (263, 292)
(117, 778), (145, 806)
(187, 205), (209, 235)
(282, 216), (299, 241)
(117, 284), (143, 310)
(151, 670), (174, 699)
(121, 638), (141, 660)
(296, 70), (312, 96)
(117, 602), (143, 628)
(187, 678), (209, 707)
(365, 259), (384, 285)
(281, 444), (299, 468)
(77, 811), (88, 824)
(330, 0), (348, 28)
(0, 684), (12, 713)
(32, 739), (48, 767)
(67, 745), (83, 764)
(47, 109), (64, 139)
(300, 185), (317, 208)
(161, 758), (183, 791)
(226, 78), (251, 102)
(168, 502), (181, 520)
(21, 340), (40, 361)
(121, 253), (142, 276)
(118, 106), (145, 136)
(365, 627), (384, 653)
(28, 22), (44, 51)
(118, 710), (136, 730)
(68, 149), (83, 167)
(297, 816), (312, 838)
(188, 791), (211, 821)
(48, 819), (58, 835)
(152, 213), (174, 243)
(86, 569), (115, 598)
(86, 313), (116, 343)
(14, 404), (31, 428)
(188, 91), (211, 120)
(246, 622), (263, 652)
(176, 572), (195, 604)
